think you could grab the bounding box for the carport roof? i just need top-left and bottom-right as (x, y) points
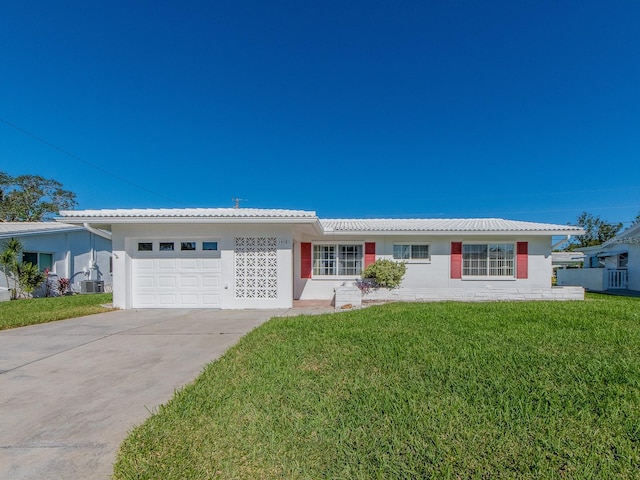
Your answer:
(0, 221), (84, 238)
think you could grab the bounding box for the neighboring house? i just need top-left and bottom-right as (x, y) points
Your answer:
(58, 208), (584, 309)
(0, 222), (112, 300)
(557, 223), (640, 292)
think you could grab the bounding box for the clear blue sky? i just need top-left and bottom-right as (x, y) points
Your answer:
(1, 0), (639, 226)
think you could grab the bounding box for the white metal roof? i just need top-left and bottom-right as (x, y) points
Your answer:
(0, 222), (84, 238)
(603, 222), (640, 246)
(320, 218), (584, 235)
(59, 208), (317, 219)
(57, 209), (583, 236)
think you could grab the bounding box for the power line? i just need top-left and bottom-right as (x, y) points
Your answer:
(0, 117), (185, 207)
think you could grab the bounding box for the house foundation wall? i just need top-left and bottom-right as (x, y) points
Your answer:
(335, 286), (584, 310)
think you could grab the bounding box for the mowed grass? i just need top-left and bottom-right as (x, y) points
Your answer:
(0, 293), (114, 330)
(114, 294), (640, 479)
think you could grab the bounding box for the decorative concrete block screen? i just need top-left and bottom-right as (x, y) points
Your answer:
(234, 237), (278, 298)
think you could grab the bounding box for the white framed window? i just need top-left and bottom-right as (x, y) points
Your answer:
(159, 242), (174, 251)
(618, 253), (628, 269)
(393, 244), (430, 261)
(22, 252), (54, 272)
(313, 244), (363, 276)
(462, 243), (514, 277)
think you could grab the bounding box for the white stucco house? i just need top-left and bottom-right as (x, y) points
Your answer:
(557, 222), (640, 292)
(0, 222), (112, 300)
(57, 208), (584, 309)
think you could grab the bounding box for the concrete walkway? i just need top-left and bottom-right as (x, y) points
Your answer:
(0, 308), (294, 480)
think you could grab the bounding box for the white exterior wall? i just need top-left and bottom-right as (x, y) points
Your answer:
(112, 223), (294, 309)
(570, 242), (638, 292)
(295, 235), (553, 301)
(0, 231), (112, 295)
(627, 244), (640, 291)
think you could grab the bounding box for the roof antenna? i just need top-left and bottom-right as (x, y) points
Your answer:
(232, 197), (246, 209)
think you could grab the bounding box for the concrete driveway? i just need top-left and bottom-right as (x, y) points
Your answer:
(0, 308), (283, 480)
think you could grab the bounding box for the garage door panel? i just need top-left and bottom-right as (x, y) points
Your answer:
(180, 259), (198, 269)
(180, 294), (198, 305)
(202, 294), (220, 306)
(157, 275), (177, 287)
(135, 294), (156, 306)
(202, 259), (221, 270)
(132, 256), (221, 308)
(158, 294), (177, 305)
(158, 259), (176, 269)
(202, 275), (220, 287)
(135, 276), (155, 288)
(136, 259), (155, 270)
(179, 276), (198, 287)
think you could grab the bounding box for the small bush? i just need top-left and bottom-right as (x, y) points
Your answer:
(361, 259), (406, 289)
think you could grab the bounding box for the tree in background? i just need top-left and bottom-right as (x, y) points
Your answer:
(0, 172), (77, 222)
(565, 212), (623, 251)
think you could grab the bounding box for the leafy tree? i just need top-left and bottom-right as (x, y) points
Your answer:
(0, 172), (77, 221)
(565, 212), (623, 251)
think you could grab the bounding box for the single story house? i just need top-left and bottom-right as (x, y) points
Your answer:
(557, 222), (640, 292)
(57, 208), (584, 309)
(0, 222), (112, 300)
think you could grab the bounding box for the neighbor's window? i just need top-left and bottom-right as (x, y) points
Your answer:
(589, 256), (603, 268)
(393, 244), (429, 260)
(462, 243), (514, 277)
(313, 244), (363, 276)
(202, 241), (218, 251)
(159, 242), (174, 251)
(22, 252), (53, 272)
(138, 242), (153, 251)
(618, 253), (628, 269)
(181, 242), (196, 251)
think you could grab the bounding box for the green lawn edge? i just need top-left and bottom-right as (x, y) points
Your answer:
(0, 293), (115, 330)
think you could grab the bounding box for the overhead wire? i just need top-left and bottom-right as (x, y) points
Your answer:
(0, 117), (185, 207)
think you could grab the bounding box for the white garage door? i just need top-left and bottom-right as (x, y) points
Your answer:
(132, 257), (222, 308)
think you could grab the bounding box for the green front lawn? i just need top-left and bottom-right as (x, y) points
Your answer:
(114, 294), (640, 479)
(0, 293), (115, 330)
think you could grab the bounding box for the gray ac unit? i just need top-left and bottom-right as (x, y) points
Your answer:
(81, 280), (105, 294)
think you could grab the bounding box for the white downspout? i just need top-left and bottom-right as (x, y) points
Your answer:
(83, 223), (111, 282)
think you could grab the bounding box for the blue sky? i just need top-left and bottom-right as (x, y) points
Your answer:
(1, 1), (639, 226)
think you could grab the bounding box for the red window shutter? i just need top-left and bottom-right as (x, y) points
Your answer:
(451, 242), (462, 279)
(516, 242), (528, 279)
(301, 242), (312, 278)
(365, 242), (376, 268)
